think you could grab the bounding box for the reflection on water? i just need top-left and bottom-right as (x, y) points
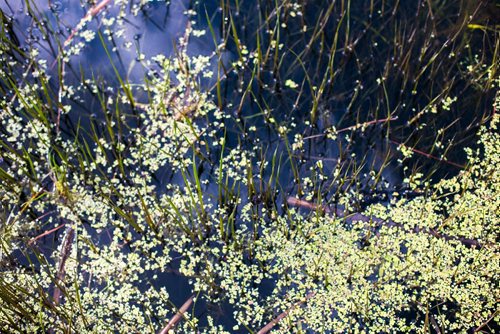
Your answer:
(1, 0), (222, 77)
(4, 0), (494, 188)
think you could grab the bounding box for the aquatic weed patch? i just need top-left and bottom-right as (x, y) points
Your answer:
(0, 0), (499, 332)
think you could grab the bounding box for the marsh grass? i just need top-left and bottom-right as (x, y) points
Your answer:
(0, 0), (499, 332)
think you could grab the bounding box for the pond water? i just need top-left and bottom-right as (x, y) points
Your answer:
(3, 0), (494, 184)
(0, 0), (498, 331)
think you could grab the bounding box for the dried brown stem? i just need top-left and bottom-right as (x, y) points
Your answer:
(286, 197), (484, 249)
(63, 0), (112, 47)
(28, 223), (65, 245)
(390, 139), (465, 169)
(52, 225), (75, 305)
(257, 292), (315, 334)
(474, 309), (499, 333)
(303, 116), (398, 140)
(158, 295), (195, 334)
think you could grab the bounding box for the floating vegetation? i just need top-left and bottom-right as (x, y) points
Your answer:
(0, 0), (499, 332)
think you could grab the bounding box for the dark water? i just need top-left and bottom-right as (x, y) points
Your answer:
(1, 0), (497, 331)
(3, 0), (495, 184)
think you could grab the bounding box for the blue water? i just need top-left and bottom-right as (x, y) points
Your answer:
(1, 0), (497, 331)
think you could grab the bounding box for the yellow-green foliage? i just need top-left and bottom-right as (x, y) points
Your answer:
(239, 115), (499, 332)
(168, 117), (500, 333)
(4, 104), (497, 333)
(0, 2), (499, 332)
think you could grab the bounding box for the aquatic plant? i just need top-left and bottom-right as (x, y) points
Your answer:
(0, 0), (498, 333)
